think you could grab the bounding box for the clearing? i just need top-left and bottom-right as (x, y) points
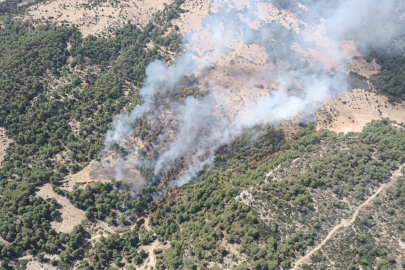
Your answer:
(0, 127), (12, 166)
(315, 88), (405, 133)
(18, 0), (173, 36)
(36, 183), (86, 233)
(61, 160), (111, 192)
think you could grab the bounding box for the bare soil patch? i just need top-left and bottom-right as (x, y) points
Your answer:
(315, 89), (405, 133)
(137, 241), (169, 270)
(0, 236), (9, 245)
(19, 0), (173, 36)
(36, 183), (86, 233)
(0, 127), (12, 166)
(26, 261), (56, 270)
(182, 0), (374, 131)
(89, 148), (145, 187)
(197, 42), (277, 121)
(62, 160), (111, 192)
(348, 59), (380, 78)
(172, 0), (211, 33)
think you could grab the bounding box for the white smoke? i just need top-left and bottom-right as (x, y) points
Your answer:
(103, 0), (400, 188)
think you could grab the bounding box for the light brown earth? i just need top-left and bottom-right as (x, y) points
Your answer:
(348, 59), (381, 78)
(19, 0), (173, 36)
(315, 89), (405, 133)
(89, 147), (145, 186)
(256, 2), (305, 33)
(17, 0), (385, 133)
(180, 0), (395, 140)
(180, 0), (379, 131)
(36, 183), (86, 233)
(133, 218), (170, 270)
(0, 236), (9, 245)
(25, 261), (57, 270)
(0, 127), (12, 166)
(198, 42), (278, 121)
(134, 218), (169, 270)
(11, 0), (405, 269)
(62, 160), (111, 192)
(137, 241), (169, 270)
(172, 0), (211, 33)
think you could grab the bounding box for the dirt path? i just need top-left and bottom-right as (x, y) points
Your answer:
(0, 127), (12, 166)
(80, 217), (148, 248)
(78, 216), (166, 269)
(293, 183), (388, 269)
(293, 165), (404, 269)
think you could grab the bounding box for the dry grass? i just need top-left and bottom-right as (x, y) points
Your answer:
(25, 261), (57, 270)
(19, 0), (173, 36)
(61, 160), (111, 192)
(178, 0), (378, 131)
(256, 2), (305, 34)
(315, 89), (405, 133)
(172, 0), (211, 33)
(348, 59), (380, 78)
(36, 183), (86, 233)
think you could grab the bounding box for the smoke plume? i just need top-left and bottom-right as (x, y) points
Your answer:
(103, 0), (401, 188)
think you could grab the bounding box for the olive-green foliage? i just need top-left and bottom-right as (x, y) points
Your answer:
(309, 175), (405, 269)
(0, 0), (183, 260)
(370, 52), (405, 101)
(86, 230), (144, 269)
(259, 120), (404, 212)
(151, 120), (405, 269)
(0, 0), (47, 16)
(66, 181), (155, 225)
(151, 127), (287, 269)
(174, 86), (210, 102)
(67, 182), (130, 221)
(216, 126), (285, 173)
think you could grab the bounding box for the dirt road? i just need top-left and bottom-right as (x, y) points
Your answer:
(293, 166), (403, 269)
(293, 183), (388, 269)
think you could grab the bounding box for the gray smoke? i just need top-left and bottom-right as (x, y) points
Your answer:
(104, 0), (400, 188)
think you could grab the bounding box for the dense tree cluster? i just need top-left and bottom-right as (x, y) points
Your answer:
(67, 182), (130, 222)
(0, 0), (184, 263)
(149, 128), (293, 269)
(149, 120), (405, 269)
(369, 52), (405, 101)
(83, 230), (146, 269)
(0, 0), (46, 16)
(65, 182), (155, 226)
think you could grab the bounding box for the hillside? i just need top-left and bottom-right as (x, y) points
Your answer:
(0, 0), (404, 269)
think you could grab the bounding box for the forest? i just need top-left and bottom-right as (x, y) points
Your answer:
(0, 0), (184, 267)
(0, 0), (403, 268)
(149, 120), (405, 269)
